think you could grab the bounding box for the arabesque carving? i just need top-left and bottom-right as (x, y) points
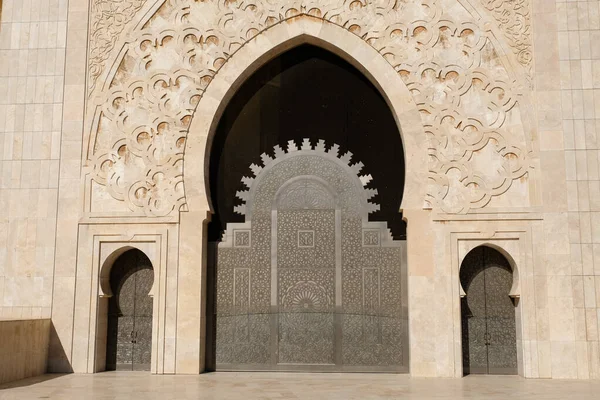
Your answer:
(480, 0), (532, 71)
(89, 0), (148, 93)
(85, 0), (534, 217)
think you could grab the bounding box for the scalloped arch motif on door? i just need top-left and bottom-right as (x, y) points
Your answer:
(216, 139), (406, 370)
(84, 0), (534, 218)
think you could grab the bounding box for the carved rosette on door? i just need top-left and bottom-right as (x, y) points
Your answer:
(215, 139), (408, 371)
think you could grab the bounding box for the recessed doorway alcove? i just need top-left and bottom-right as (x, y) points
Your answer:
(460, 246), (518, 375)
(205, 45), (408, 372)
(105, 249), (155, 371)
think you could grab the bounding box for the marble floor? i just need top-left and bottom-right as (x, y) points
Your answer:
(1, 372), (599, 399)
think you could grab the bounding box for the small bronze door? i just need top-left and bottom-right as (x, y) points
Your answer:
(460, 246), (517, 375)
(106, 250), (154, 371)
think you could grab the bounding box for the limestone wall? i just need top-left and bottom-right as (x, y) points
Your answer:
(547, 0), (600, 378)
(0, 1), (67, 320)
(0, 319), (50, 384)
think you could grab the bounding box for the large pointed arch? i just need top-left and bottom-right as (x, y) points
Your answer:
(177, 15), (426, 372)
(182, 15), (428, 217)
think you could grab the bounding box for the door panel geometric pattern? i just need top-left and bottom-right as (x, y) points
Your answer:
(460, 246), (517, 375)
(216, 139), (407, 371)
(106, 250), (154, 371)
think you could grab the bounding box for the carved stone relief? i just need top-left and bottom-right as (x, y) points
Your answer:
(89, 0), (148, 93)
(85, 0), (534, 217)
(478, 0), (532, 72)
(216, 140), (406, 370)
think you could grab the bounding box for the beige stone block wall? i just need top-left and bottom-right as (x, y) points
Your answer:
(531, 0), (600, 378)
(0, 1), (67, 320)
(47, 0), (88, 372)
(0, 319), (50, 384)
(554, 0), (600, 378)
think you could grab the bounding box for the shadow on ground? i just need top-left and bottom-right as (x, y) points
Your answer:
(0, 374), (67, 390)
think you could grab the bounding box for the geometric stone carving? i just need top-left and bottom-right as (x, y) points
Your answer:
(233, 230), (251, 248)
(86, 0), (534, 217)
(216, 139), (406, 371)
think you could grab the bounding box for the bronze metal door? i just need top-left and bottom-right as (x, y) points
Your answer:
(460, 246), (517, 375)
(106, 250), (154, 371)
(276, 208), (336, 366)
(214, 143), (407, 372)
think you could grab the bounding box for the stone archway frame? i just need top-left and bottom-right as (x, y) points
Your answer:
(457, 242), (520, 299)
(182, 15), (428, 216)
(78, 0), (541, 377)
(70, 225), (175, 375)
(178, 15), (428, 373)
(96, 242), (157, 373)
(78, 0), (541, 376)
(99, 244), (158, 298)
(450, 228), (535, 378)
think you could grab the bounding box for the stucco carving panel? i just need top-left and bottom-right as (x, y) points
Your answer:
(478, 0), (532, 71)
(85, 0), (534, 217)
(89, 0), (149, 93)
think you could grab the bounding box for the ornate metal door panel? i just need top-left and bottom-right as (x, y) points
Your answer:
(460, 247), (517, 375)
(107, 250), (154, 371)
(215, 140), (407, 372)
(132, 268), (154, 370)
(484, 250), (518, 375)
(460, 248), (488, 375)
(276, 209), (336, 365)
(114, 274), (135, 371)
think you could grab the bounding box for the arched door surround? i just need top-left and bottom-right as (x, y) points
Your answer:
(183, 19), (428, 216)
(179, 18), (424, 373)
(89, 238), (165, 375)
(460, 246), (517, 375)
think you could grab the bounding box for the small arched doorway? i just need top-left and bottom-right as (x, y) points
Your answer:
(460, 246), (517, 375)
(105, 249), (154, 371)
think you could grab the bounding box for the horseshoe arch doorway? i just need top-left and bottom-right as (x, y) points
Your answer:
(105, 249), (154, 371)
(205, 45), (408, 372)
(460, 246), (518, 375)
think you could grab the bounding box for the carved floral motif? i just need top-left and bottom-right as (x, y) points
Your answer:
(86, 0), (534, 216)
(88, 0), (148, 93)
(480, 0), (532, 71)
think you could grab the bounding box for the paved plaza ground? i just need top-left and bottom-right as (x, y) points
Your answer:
(1, 372), (599, 399)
